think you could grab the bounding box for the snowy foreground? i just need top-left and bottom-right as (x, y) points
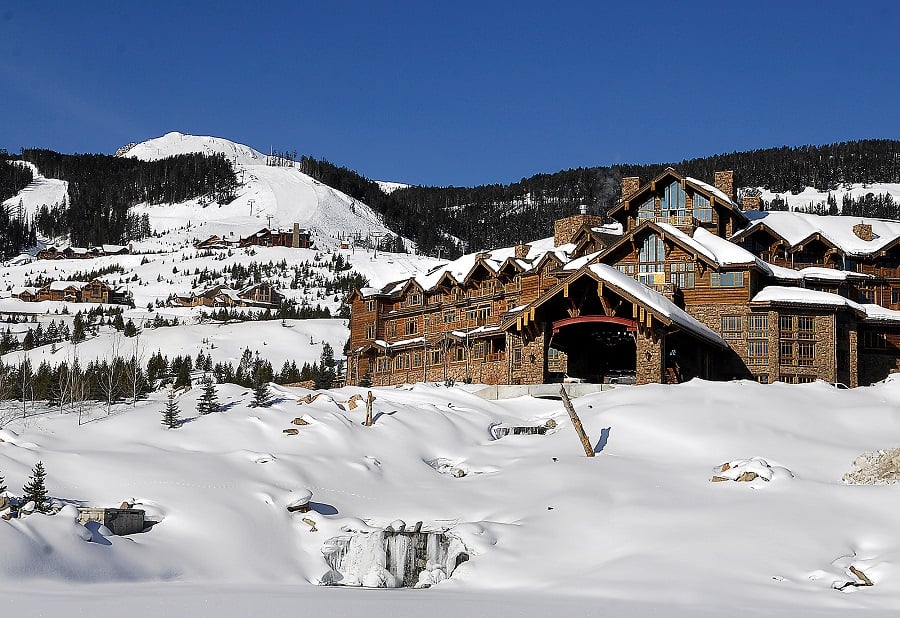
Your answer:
(3, 379), (900, 616)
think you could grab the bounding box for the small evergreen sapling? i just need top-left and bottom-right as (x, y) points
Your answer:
(197, 374), (219, 415)
(251, 376), (271, 408)
(162, 388), (181, 429)
(22, 461), (50, 513)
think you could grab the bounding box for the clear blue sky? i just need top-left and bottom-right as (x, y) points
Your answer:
(2, 1), (898, 186)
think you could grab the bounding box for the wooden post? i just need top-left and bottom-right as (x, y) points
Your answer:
(364, 391), (374, 426)
(560, 386), (594, 457)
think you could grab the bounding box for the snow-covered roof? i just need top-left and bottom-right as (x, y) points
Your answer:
(737, 211), (900, 256)
(101, 244), (127, 253)
(685, 176), (738, 208)
(860, 303), (900, 324)
(655, 223), (771, 274)
(588, 264), (726, 347)
(751, 286), (865, 313)
(49, 280), (84, 291)
(590, 222), (624, 236)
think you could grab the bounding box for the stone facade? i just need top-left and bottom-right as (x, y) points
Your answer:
(853, 223), (874, 241)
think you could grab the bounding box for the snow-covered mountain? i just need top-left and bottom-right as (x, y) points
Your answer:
(122, 132), (403, 252)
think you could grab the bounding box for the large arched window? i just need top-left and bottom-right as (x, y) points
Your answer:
(661, 181), (686, 218)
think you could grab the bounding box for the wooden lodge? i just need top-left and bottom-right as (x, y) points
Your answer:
(347, 168), (900, 388)
(170, 282), (283, 309)
(14, 279), (129, 305)
(36, 245), (129, 260)
(239, 224), (313, 249)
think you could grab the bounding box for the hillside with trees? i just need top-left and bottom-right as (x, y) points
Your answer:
(20, 149), (237, 247)
(299, 139), (900, 257)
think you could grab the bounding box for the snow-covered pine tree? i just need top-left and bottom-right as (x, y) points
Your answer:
(197, 374), (219, 415)
(162, 388), (180, 429)
(22, 461), (50, 513)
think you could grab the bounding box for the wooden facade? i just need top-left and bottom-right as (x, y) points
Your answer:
(348, 167), (900, 388)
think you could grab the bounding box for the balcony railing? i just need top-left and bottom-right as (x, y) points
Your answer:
(652, 215), (696, 230)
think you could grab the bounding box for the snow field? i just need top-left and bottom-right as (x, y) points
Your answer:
(2, 378), (900, 615)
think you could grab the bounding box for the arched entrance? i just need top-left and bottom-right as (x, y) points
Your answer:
(549, 316), (637, 383)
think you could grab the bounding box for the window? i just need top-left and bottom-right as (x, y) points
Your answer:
(512, 346), (523, 369)
(404, 318), (417, 336)
(413, 352), (422, 368)
(429, 349), (442, 365)
(637, 197), (655, 221)
(797, 342), (814, 366)
(638, 234), (666, 285)
(465, 304), (491, 324)
(721, 315), (743, 339)
(797, 316), (815, 339)
(669, 262), (695, 289)
(661, 181), (686, 218)
(892, 288), (900, 305)
(455, 346), (466, 362)
(747, 340), (768, 363)
(693, 193), (713, 222)
(755, 374), (769, 384)
(859, 288), (875, 303)
(472, 342), (485, 359)
(862, 331), (887, 350)
(779, 314), (816, 366)
(366, 300), (376, 311)
(747, 314), (768, 365)
(443, 309), (455, 324)
(395, 354), (410, 370)
(711, 271), (744, 287)
(616, 263), (635, 275)
(748, 314), (768, 339)
(408, 293), (422, 307)
(365, 324), (376, 339)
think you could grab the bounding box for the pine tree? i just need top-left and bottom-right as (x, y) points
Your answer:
(197, 374), (219, 415)
(251, 375), (271, 408)
(0, 469), (6, 494)
(162, 388), (180, 429)
(22, 461), (50, 513)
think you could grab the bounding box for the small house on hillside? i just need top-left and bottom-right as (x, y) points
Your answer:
(238, 282), (282, 307)
(37, 281), (83, 302)
(81, 279), (112, 303)
(11, 287), (38, 302)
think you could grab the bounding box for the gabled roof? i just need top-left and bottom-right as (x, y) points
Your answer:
(599, 220), (770, 274)
(733, 211), (900, 257)
(505, 263), (725, 348)
(608, 168), (746, 222)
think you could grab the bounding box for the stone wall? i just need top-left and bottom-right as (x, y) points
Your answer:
(635, 328), (664, 385)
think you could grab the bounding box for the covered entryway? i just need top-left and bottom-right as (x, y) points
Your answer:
(503, 264), (727, 385)
(549, 316), (637, 383)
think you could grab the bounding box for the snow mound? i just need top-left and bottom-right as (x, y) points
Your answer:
(842, 448), (900, 485)
(122, 131), (266, 166)
(710, 457), (793, 485)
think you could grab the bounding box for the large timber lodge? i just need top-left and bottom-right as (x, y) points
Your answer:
(347, 168), (900, 387)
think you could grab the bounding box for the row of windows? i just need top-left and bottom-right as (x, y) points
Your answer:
(374, 342), (498, 372)
(635, 182), (715, 222)
(711, 271), (744, 287)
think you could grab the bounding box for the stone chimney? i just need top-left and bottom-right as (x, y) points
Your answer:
(741, 195), (761, 211)
(292, 222), (300, 248)
(714, 171), (734, 200)
(853, 222), (873, 242)
(622, 177), (641, 200)
(554, 213), (602, 246)
(514, 242), (530, 259)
